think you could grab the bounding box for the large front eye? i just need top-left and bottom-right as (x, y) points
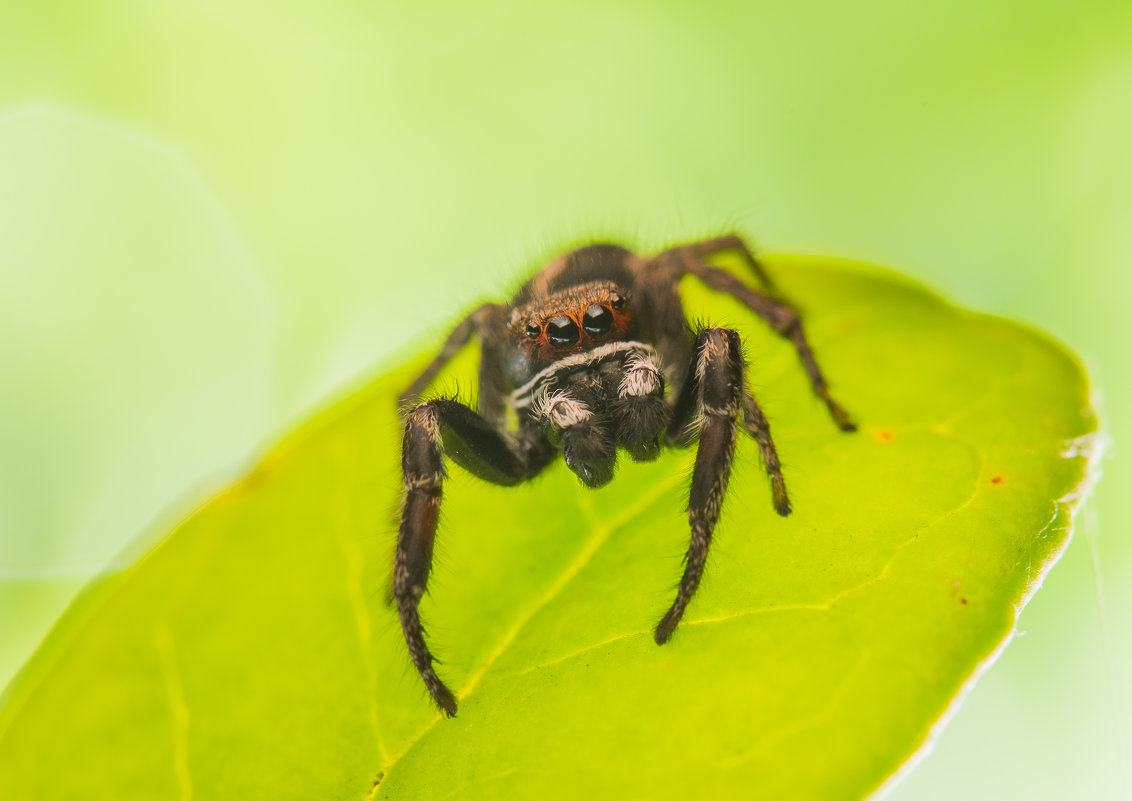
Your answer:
(583, 304), (613, 336)
(546, 315), (580, 347)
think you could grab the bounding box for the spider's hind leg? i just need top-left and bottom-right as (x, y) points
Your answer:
(742, 391), (790, 516)
(676, 233), (777, 290)
(684, 259), (856, 432)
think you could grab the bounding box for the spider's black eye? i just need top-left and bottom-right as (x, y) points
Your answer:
(610, 293), (626, 310)
(525, 321), (541, 339)
(545, 315), (580, 347)
(583, 304), (614, 337)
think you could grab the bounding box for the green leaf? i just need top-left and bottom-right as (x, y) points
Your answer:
(0, 256), (1098, 800)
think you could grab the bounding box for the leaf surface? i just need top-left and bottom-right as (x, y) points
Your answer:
(0, 256), (1098, 800)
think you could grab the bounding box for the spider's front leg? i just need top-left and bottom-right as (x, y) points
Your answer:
(655, 326), (747, 645)
(397, 399), (551, 716)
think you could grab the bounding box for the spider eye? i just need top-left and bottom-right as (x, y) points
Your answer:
(609, 293), (626, 311)
(583, 304), (614, 336)
(524, 321), (541, 339)
(545, 315), (580, 347)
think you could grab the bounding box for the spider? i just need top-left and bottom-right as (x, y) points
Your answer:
(395, 234), (855, 716)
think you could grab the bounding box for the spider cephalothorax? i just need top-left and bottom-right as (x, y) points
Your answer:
(395, 235), (854, 716)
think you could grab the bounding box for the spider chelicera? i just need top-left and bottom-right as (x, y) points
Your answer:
(395, 234), (855, 716)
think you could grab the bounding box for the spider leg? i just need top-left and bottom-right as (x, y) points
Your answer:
(397, 303), (507, 419)
(473, 304), (511, 428)
(742, 391), (791, 516)
(655, 327), (745, 645)
(397, 399), (552, 716)
(670, 233), (777, 290)
(684, 260), (856, 432)
(666, 327), (790, 515)
(632, 234), (774, 397)
(387, 305), (509, 604)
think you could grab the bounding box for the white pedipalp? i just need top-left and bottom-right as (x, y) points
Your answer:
(618, 351), (663, 398)
(531, 388), (592, 428)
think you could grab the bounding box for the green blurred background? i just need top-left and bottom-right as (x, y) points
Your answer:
(0, 1), (1128, 797)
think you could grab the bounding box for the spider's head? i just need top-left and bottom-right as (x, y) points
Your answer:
(508, 281), (635, 372)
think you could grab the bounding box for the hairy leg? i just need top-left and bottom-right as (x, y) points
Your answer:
(670, 233), (777, 290)
(397, 303), (508, 420)
(397, 399), (551, 716)
(685, 261), (856, 431)
(656, 327), (745, 644)
(742, 391), (790, 516)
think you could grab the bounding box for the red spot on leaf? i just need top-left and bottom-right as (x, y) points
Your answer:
(874, 429), (893, 442)
(990, 475), (1003, 485)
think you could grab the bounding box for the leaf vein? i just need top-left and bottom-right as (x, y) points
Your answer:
(153, 626), (193, 801)
(333, 492), (388, 764)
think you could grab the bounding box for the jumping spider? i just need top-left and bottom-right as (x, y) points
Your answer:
(396, 235), (854, 716)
